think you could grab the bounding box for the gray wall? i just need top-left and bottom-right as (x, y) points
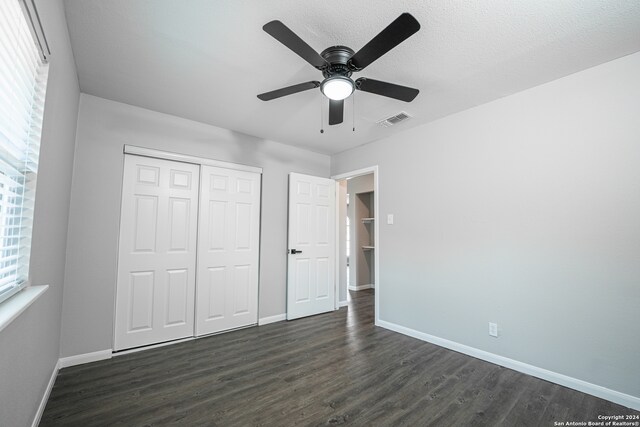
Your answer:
(60, 94), (330, 357)
(0, 0), (80, 425)
(332, 52), (640, 398)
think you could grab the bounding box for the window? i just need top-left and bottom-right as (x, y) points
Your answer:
(0, 0), (49, 304)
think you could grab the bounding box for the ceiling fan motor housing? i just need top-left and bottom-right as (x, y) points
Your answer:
(320, 46), (355, 78)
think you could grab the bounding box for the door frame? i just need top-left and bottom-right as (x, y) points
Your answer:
(331, 165), (379, 325)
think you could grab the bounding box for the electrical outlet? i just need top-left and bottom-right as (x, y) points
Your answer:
(489, 322), (498, 337)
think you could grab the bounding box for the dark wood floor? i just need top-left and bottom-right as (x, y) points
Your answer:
(42, 290), (638, 426)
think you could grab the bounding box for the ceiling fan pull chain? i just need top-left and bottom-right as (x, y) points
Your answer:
(320, 94), (324, 134)
(352, 93), (356, 132)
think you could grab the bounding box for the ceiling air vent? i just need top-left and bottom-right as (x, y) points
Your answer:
(377, 111), (411, 127)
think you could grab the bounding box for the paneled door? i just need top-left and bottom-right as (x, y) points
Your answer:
(114, 155), (200, 351)
(195, 166), (261, 336)
(287, 173), (336, 320)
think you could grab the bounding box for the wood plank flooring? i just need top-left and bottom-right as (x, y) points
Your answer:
(41, 290), (638, 426)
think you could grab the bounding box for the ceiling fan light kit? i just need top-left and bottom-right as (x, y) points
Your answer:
(321, 76), (354, 101)
(258, 13), (421, 126)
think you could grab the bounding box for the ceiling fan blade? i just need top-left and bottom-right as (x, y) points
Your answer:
(328, 99), (344, 125)
(349, 13), (420, 71)
(356, 78), (419, 102)
(263, 20), (329, 69)
(257, 81), (320, 101)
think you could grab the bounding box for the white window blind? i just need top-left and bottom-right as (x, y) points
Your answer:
(0, 0), (48, 304)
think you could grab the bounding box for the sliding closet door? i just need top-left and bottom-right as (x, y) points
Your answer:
(114, 155), (200, 351)
(196, 166), (261, 336)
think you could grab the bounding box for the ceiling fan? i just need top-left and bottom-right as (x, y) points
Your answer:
(257, 13), (421, 126)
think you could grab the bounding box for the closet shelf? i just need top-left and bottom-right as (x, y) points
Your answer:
(362, 246), (375, 250)
(361, 218), (375, 223)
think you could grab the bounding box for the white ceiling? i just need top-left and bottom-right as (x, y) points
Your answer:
(63, 0), (640, 155)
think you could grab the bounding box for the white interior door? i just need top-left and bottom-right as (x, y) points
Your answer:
(287, 173), (336, 320)
(115, 155), (200, 351)
(195, 166), (261, 336)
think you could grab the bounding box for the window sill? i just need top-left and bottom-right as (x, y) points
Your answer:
(0, 285), (48, 333)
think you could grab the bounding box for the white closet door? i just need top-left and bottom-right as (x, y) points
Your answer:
(196, 166), (261, 336)
(287, 173), (336, 320)
(114, 155), (200, 351)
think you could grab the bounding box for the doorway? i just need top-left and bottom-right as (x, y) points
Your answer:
(332, 166), (380, 324)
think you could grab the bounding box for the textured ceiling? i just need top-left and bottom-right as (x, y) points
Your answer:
(63, 0), (640, 155)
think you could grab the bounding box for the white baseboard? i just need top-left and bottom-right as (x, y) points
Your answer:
(258, 313), (286, 326)
(32, 359), (59, 427)
(377, 319), (640, 411)
(339, 300), (348, 307)
(348, 284), (374, 291)
(59, 349), (112, 369)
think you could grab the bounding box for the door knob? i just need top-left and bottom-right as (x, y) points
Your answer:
(290, 249), (302, 254)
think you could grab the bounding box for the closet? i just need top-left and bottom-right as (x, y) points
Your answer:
(114, 152), (261, 351)
(355, 192), (375, 289)
(346, 173), (375, 291)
